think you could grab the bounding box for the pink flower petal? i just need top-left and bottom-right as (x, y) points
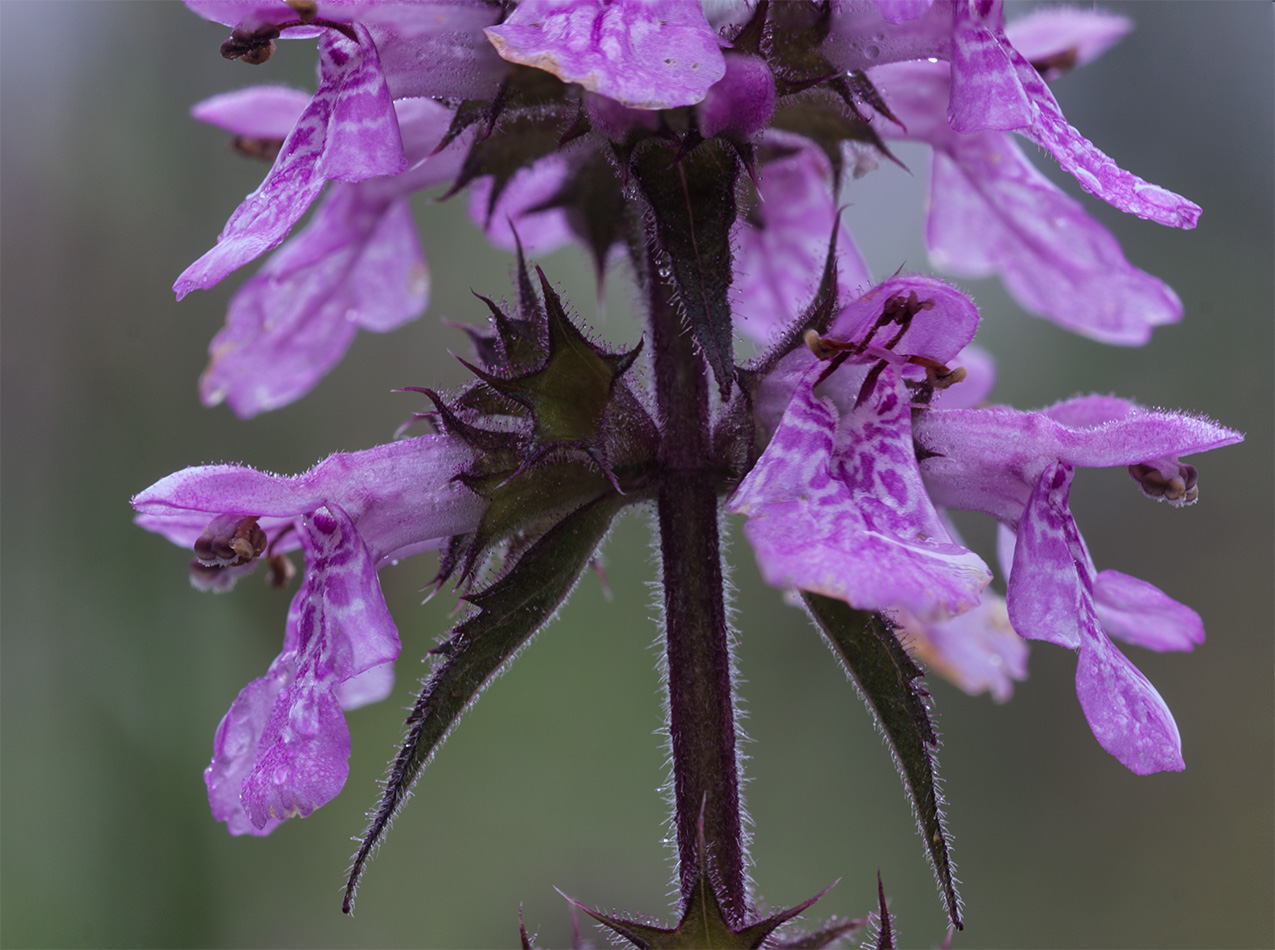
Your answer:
(1094, 570), (1204, 653)
(235, 505), (400, 833)
(191, 86), (311, 139)
(895, 591), (1028, 702)
(1004, 7), (1132, 74)
(1006, 463), (1085, 649)
(175, 25), (405, 298)
(132, 434), (481, 566)
(485, 0), (725, 109)
(927, 138), (1183, 344)
(733, 364), (990, 620)
(1076, 629), (1184, 774)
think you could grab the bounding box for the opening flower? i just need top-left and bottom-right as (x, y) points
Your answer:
(916, 395), (1242, 771)
(133, 435), (483, 833)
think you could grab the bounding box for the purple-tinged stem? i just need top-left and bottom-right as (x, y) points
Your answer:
(649, 254), (748, 924)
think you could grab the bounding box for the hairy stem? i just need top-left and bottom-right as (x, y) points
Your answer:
(649, 252), (748, 924)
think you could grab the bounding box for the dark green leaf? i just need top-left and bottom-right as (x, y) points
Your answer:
(343, 494), (626, 913)
(801, 595), (963, 931)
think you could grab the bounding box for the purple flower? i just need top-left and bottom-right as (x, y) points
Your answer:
(915, 395), (1242, 772)
(192, 95), (465, 415)
(944, 1), (1199, 228)
(865, 8), (1185, 343)
(176, 2), (510, 414)
(732, 277), (992, 621)
(133, 435), (484, 833)
(751, 274), (981, 433)
(824, 1), (1199, 227)
(175, 22), (406, 299)
(697, 53), (776, 139)
(185, 1), (507, 99)
(484, 0), (726, 110)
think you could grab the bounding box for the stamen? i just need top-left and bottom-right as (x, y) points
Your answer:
(218, 14), (359, 64)
(806, 292), (937, 362)
(926, 364), (966, 389)
(855, 359), (888, 409)
(804, 328), (838, 360)
(193, 514), (268, 567)
(1129, 461), (1199, 506)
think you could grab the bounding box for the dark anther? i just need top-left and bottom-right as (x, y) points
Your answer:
(1129, 461), (1199, 505)
(188, 559), (243, 593)
(193, 515), (268, 567)
(219, 15), (359, 64)
(220, 23), (280, 64)
(230, 136), (285, 162)
(928, 363), (966, 390)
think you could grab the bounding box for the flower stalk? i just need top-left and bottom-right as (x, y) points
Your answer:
(648, 251), (748, 924)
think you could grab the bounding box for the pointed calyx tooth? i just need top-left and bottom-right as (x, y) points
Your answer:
(1129, 460), (1199, 506)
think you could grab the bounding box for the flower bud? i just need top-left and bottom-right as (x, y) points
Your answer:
(697, 54), (775, 139)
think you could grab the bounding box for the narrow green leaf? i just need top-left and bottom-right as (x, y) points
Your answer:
(631, 141), (739, 399)
(343, 494), (625, 912)
(801, 594), (963, 931)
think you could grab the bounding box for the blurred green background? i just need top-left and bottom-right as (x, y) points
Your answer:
(2, 2), (1271, 947)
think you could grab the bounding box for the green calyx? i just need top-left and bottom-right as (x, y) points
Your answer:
(426, 255), (656, 588)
